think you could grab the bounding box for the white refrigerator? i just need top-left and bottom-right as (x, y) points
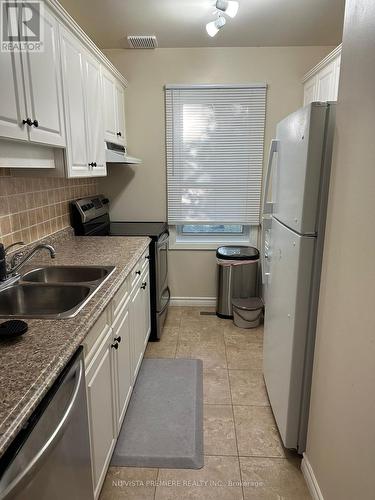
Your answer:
(261, 102), (336, 453)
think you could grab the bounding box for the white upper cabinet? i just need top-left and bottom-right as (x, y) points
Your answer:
(59, 28), (107, 178)
(0, 5), (65, 147)
(0, 1), (128, 176)
(0, 50), (28, 141)
(303, 45), (342, 105)
(315, 60), (336, 101)
(59, 27), (90, 177)
(115, 82), (126, 146)
(21, 6), (65, 147)
(83, 53), (106, 176)
(303, 76), (317, 106)
(102, 69), (127, 146)
(102, 70), (118, 144)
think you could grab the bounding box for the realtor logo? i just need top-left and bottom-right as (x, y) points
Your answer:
(1, 0), (44, 52)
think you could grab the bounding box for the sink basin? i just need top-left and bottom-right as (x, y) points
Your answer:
(0, 283), (92, 319)
(22, 265), (115, 284)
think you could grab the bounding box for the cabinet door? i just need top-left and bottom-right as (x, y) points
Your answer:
(102, 70), (118, 144)
(86, 333), (116, 497)
(115, 82), (126, 146)
(316, 60), (336, 101)
(60, 27), (90, 177)
(84, 53), (106, 176)
(113, 307), (132, 429)
(140, 269), (151, 350)
(0, 50), (28, 141)
(129, 284), (144, 381)
(22, 7), (65, 147)
(333, 56), (341, 100)
(303, 76), (317, 106)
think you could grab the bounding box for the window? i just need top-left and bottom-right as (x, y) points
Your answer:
(165, 84), (267, 248)
(181, 224), (244, 234)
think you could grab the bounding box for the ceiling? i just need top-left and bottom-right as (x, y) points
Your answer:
(59, 0), (345, 49)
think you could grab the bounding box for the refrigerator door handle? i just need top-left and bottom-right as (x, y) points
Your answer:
(263, 139), (279, 215)
(261, 230), (271, 285)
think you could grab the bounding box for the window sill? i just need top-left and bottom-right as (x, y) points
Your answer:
(168, 226), (259, 251)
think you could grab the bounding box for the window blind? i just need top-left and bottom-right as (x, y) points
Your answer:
(165, 84), (267, 225)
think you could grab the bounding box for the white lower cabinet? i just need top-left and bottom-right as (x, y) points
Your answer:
(113, 303), (132, 429)
(85, 327), (117, 499)
(83, 252), (150, 499)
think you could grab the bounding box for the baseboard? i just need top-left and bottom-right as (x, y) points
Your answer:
(170, 296), (216, 307)
(301, 454), (324, 500)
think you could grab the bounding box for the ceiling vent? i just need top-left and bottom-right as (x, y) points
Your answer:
(127, 35), (158, 49)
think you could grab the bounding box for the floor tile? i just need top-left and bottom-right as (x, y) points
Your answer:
(229, 370), (270, 406)
(160, 326), (180, 341)
(155, 455), (243, 500)
(176, 340), (227, 370)
(180, 306), (216, 320)
(164, 308), (183, 328)
(233, 406), (285, 458)
(226, 343), (263, 370)
(224, 324), (263, 345)
(99, 466), (158, 499)
(204, 405), (237, 456)
(144, 339), (177, 358)
(204, 368), (231, 405)
(179, 322), (224, 344)
(239, 457), (311, 499)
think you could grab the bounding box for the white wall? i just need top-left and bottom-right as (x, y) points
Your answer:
(304, 1), (375, 499)
(100, 46), (333, 298)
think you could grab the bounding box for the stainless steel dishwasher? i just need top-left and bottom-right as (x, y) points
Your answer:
(0, 348), (93, 500)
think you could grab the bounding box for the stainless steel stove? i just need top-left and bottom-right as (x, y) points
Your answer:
(70, 195), (169, 341)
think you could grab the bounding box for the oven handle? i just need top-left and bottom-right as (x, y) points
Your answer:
(159, 287), (171, 314)
(157, 232), (169, 247)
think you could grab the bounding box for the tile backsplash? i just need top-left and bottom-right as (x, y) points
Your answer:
(0, 168), (98, 247)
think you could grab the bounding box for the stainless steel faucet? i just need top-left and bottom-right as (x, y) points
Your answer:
(4, 243), (56, 280)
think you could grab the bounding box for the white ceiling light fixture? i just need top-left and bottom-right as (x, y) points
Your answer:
(206, 14), (226, 37)
(215, 0), (239, 19)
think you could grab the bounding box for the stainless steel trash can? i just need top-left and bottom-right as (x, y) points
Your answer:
(216, 246), (260, 318)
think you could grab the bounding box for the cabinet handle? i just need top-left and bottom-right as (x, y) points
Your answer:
(141, 282), (147, 290)
(88, 162), (97, 167)
(145, 255), (150, 260)
(116, 131), (122, 137)
(93, 162), (97, 167)
(114, 336), (122, 343)
(22, 118), (32, 126)
(111, 342), (119, 350)
(135, 270), (141, 275)
(32, 119), (38, 128)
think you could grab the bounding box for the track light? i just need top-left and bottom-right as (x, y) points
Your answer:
(206, 14), (226, 37)
(216, 0), (239, 18)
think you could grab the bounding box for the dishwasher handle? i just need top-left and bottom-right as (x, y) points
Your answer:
(0, 357), (84, 500)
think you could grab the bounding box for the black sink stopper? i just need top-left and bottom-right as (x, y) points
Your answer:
(0, 320), (28, 340)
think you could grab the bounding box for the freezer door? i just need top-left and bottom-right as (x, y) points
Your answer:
(273, 103), (328, 235)
(263, 217), (315, 449)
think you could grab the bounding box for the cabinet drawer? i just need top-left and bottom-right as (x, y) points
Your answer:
(112, 276), (130, 319)
(141, 248), (150, 271)
(82, 306), (111, 364)
(130, 248), (150, 290)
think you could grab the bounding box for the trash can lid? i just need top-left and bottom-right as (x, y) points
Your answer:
(232, 297), (263, 311)
(216, 246), (260, 261)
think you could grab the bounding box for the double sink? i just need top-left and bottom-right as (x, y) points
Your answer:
(0, 266), (115, 319)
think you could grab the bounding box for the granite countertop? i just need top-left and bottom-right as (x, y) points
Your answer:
(0, 229), (150, 459)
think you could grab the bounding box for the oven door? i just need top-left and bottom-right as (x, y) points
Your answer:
(155, 231), (169, 311)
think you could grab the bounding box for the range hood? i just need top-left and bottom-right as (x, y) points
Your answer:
(105, 141), (142, 165)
